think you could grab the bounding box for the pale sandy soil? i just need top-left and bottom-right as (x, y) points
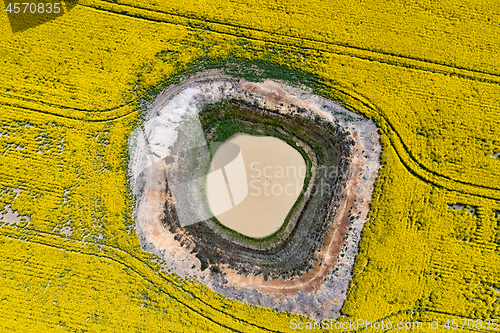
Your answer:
(129, 71), (381, 318)
(0, 189), (31, 226)
(135, 159), (209, 278)
(222, 130), (378, 294)
(0, 205), (23, 224)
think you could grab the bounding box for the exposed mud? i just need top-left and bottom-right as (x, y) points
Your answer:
(223, 130), (374, 294)
(128, 71), (381, 319)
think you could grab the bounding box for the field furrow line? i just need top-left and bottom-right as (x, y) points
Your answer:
(0, 226), (490, 331)
(80, 0), (500, 85)
(0, 225), (282, 333)
(322, 82), (500, 200)
(4, 0), (500, 120)
(0, 100), (138, 123)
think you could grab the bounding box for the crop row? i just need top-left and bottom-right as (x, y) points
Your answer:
(1, 0), (499, 331)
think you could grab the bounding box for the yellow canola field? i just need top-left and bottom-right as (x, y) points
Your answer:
(0, 0), (499, 331)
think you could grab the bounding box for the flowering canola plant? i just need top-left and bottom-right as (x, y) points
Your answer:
(0, 0), (499, 331)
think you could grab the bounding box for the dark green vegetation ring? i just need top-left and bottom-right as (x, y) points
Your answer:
(162, 100), (353, 280)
